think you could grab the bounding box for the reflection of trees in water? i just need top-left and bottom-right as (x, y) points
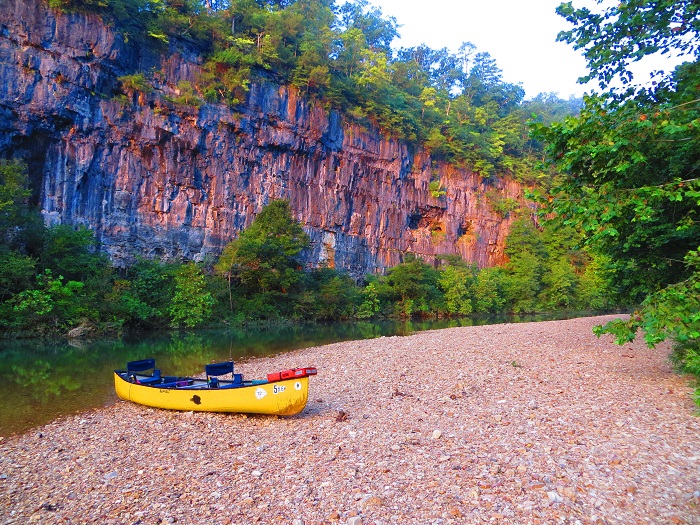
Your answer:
(1, 313), (595, 435)
(163, 332), (216, 374)
(0, 343), (121, 403)
(0, 313), (585, 397)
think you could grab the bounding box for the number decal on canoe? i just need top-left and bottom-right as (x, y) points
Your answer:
(255, 387), (267, 400)
(295, 382), (302, 390)
(273, 384), (286, 394)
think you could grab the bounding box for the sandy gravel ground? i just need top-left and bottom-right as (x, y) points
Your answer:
(1, 315), (699, 525)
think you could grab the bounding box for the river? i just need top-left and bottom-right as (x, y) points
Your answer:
(0, 313), (599, 436)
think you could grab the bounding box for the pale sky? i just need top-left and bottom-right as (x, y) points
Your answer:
(369, 0), (686, 99)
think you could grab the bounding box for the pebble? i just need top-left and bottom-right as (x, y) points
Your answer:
(361, 496), (383, 508)
(547, 491), (563, 503)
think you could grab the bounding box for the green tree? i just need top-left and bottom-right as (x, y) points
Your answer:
(438, 257), (475, 316)
(539, 257), (579, 310)
(378, 254), (440, 317)
(501, 218), (546, 312)
(40, 225), (109, 283)
(0, 160), (31, 232)
(7, 270), (90, 332)
(503, 250), (542, 313)
(556, 0), (700, 91)
(0, 160), (39, 300)
(577, 253), (614, 311)
(215, 200), (309, 317)
(112, 259), (177, 327)
(294, 268), (359, 321)
(356, 280), (380, 319)
(471, 266), (506, 314)
(289, 0), (335, 96)
(50, 0), (217, 48)
(537, 0), (700, 385)
(335, 0), (398, 56)
(0, 251), (36, 302)
(168, 262), (215, 328)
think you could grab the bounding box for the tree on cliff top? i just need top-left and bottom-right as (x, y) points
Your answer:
(49, 0), (576, 179)
(535, 1), (700, 381)
(49, 0), (219, 47)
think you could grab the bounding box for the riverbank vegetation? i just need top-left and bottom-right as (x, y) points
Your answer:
(0, 172), (613, 335)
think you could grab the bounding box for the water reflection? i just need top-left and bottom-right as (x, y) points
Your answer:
(0, 312), (601, 436)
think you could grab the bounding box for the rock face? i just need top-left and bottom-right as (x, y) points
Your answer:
(0, 0), (526, 278)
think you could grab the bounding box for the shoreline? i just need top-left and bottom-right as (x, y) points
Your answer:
(1, 315), (699, 524)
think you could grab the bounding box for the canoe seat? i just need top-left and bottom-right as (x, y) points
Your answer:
(206, 361), (237, 388)
(137, 368), (161, 384)
(205, 361), (234, 377)
(127, 359), (156, 373)
(126, 359), (161, 384)
(218, 374), (244, 388)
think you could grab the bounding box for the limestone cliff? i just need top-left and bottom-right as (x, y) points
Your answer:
(0, 0), (527, 278)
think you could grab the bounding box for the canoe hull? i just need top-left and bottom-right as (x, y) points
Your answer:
(114, 373), (311, 416)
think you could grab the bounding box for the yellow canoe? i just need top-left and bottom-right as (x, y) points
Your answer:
(114, 360), (316, 416)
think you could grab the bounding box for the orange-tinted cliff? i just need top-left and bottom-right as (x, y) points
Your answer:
(0, 0), (527, 278)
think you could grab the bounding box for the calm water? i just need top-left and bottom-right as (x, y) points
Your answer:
(0, 313), (599, 436)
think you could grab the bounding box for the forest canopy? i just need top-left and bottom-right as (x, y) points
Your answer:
(51, 0), (581, 180)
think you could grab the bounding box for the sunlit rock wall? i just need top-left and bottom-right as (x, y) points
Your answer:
(0, 0), (528, 278)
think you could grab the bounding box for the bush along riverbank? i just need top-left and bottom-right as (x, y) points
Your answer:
(1, 173), (615, 337)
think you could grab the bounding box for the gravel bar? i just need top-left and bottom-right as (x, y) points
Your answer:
(1, 315), (699, 525)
